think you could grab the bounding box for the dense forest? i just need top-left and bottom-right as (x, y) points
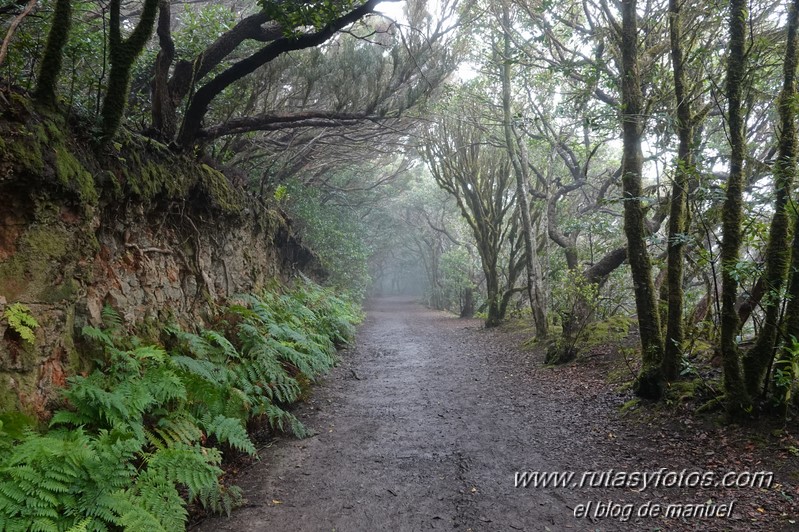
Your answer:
(0, 0), (799, 528)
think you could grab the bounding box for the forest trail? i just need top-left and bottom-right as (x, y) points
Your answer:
(192, 298), (799, 532)
(193, 296), (612, 531)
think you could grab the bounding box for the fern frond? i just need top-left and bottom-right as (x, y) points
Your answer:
(147, 412), (202, 449)
(122, 472), (186, 531)
(200, 415), (256, 456)
(65, 517), (91, 532)
(262, 404), (307, 438)
(167, 329), (215, 360)
(139, 365), (186, 406)
(144, 446), (222, 500)
(3, 303), (39, 344)
(101, 305), (123, 331)
(130, 345), (167, 364)
(196, 483), (243, 517)
(170, 356), (231, 387)
(80, 325), (114, 349)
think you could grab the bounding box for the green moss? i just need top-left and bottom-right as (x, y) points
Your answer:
(32, 198), (60, 225)
(7, 135), (44, 174)
(26, 226), (68, 259)
(43, 279), (79, 303)
(32, 123), (50, 145)
(665, 379), (700, 403)
(97, 170), (123, 198)
(0, 226), (73, 301)
(54, 145), (98, 204)
(0, 260), (25, 301)
(199, 164), (241, 213)
(0, 411), (37, 437)
(606, 363), (632, 385)
(9, 92), (32, 113)
(45, 120), (64, 142)
(62, 306), (89, 376)
(137, 315), (163, 345)
(580, 315), (633, 349)
(620, 398), (641, 414)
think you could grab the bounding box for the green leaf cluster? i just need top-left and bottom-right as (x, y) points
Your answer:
(0, 278), (359, 530)
(263, 0), (359, 35)
(2, 303), (39, 345)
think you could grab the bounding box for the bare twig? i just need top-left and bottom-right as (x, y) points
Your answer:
(0, 0), (37, 67)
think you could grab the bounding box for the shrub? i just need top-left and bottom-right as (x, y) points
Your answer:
(0, 278), (359, 530)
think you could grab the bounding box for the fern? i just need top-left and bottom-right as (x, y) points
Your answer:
(201, 330), (241, 361)
(146, 411), (203, 449)
(200, 415), (256, 455)
(0, 281), (360, 529)
(65, 518), (91, 532)
(119, 471), (186, 531)
(3, 303), (39, 345)
(261, 404), (307, 438)
(196, 482), (243, 517)
(144, 446), (222, 501)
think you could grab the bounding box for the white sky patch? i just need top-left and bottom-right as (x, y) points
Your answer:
(376, 0), (408, 24)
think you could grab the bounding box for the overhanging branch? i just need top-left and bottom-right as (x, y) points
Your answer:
(199, 112), (389, 139)
(178, 0), (396, 146)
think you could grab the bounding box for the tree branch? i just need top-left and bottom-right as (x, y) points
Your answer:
(178, 0), (395, 146)
(199, 112), (389, 139)
(0, 0), (36, 67)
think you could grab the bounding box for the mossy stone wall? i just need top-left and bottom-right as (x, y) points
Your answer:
(0, 96), (322, 417)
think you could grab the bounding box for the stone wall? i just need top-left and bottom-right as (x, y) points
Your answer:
(0, 96), (322, 417)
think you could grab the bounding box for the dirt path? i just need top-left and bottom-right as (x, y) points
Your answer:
(193, 297), (797, 532)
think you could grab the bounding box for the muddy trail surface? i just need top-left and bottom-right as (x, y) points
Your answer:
(193, 297), (798, 532)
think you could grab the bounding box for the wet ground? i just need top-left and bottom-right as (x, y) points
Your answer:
(193, 297), (798, 532)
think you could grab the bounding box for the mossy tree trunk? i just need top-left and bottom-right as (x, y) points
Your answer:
(33, 0), (71, 108)
(485, 261), (502, 328)
(460, 287), (475, 318)
(151, 0), (177, 140)
(500, 4), (548, 339)
(620, 0), (664, 400)
(775, 0), (799, 407)
(662, 0), (694, 382)
(743, 0), (799, 399)
(720, 0), (752, 419)
(100, 0), (159, 143)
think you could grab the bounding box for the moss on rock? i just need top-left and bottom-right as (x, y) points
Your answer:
(0, 225), (74, 301)
(199, 164), (242, 213)
(54, 145), (98, 204)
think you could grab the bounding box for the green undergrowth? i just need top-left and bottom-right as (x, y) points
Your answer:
(0, 279), (360, 531)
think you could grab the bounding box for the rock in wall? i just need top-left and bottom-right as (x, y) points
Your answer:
(0, 95), (323, 417)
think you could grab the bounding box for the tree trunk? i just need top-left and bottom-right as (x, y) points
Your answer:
(460, 287), (475, 318)
(500, 5), (548, 338)
(720, 0), (752, 419)
(743, 0), (799, 398)
(620, 0), (664, 400)
(33, 0), (71, 108)
(485, 264), (502, 328)
(101, 0), (159, 143)
(151, 0), (177, 140)
(775, 0), (799, 407)
(662, 0), (693, 381)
